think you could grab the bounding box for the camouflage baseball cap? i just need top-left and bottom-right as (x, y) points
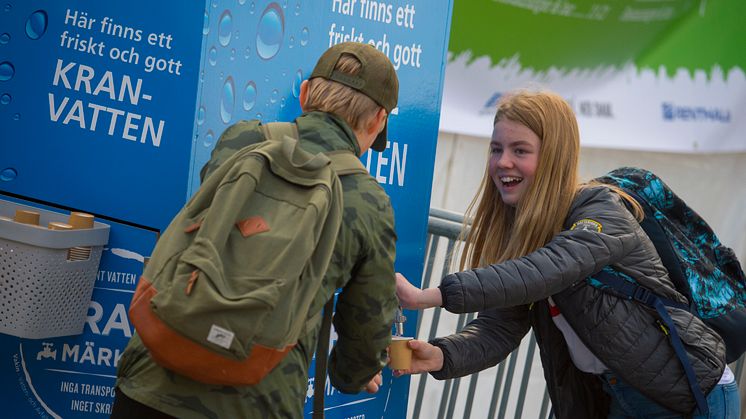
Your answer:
(310, 42), (399, 152)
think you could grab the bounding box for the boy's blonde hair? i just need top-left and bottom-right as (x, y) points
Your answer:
(304, 54), (382, 132)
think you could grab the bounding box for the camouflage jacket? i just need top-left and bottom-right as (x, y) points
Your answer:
(116, 111), (399, 418)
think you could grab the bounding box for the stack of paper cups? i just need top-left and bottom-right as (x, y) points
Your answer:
(67, 212), (94, 261)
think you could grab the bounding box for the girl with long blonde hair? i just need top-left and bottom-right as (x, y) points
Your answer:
(395, 90), (737, 418)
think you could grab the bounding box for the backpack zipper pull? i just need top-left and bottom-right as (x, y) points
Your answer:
(186, 270), (199, 295)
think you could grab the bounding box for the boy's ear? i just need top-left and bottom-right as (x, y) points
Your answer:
(366, 107), (387, 135)
(298, 80), (310, 111)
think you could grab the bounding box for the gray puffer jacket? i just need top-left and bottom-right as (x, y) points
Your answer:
(432, 186), (725, 418)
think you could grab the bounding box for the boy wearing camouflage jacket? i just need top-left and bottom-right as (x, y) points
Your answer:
(112, 42), (400, 418)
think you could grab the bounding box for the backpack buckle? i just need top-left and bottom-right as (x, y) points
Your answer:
(632, 286), (653, 304)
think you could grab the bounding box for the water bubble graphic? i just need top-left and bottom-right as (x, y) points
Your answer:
(212, 0), (217, 8)
(280, 97), (286, 108)
(282, 0), (288, 8)
(234, 30), (240, 40)
(300, 27), (309, 46)
(25, 10), (48, 40)
(295, 2), (301, 15)
(288, 35), (294, 49)
(218, 10), (233, 47)
(202, 11), (210, 35)
(4, 4), (10, 12)
(12, 113), (19, 120)
(256, 112), (263, 120)
(249, 2), (255, 14)
(230, 48), (236, 60)
(256, 3), (284, 60)
(220, 76), (235, 124)
(292, 70), (303, 98)
(239, 0), (246, 4)
(0, 33), (9, 44)
(244, 47), (251, 59)
(0, 62), (15, 81)
(0, 168), (16, 181)
(270, 89), (279, 104)
(204, 130), (215, 147)
(243, 81), (257, 111)
(208, 47), (217, 65)
(0, 93), (10, 105)
(197, 106), (205, 125)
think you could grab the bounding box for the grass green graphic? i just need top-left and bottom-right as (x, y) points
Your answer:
(449, 0), (745, 76)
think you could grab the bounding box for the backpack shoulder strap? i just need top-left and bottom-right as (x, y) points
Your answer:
(262, 122), (299, 143)
(327, 151), (368, 176)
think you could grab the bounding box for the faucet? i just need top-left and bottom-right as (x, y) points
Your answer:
(394, 305), (406, 336)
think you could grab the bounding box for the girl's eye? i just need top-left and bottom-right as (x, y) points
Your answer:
(515, 148), (526, 155)
(490, 147), (502, 154)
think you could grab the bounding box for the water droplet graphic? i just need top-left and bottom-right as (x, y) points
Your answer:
(234, 30), (240, 40)
(0, 93), (10, 105)
(300, 27), (309, 46)
(292, 70), (303, 98)
(204, 130), (215, 147)
(249, 2), (255, 14)
(280, 97), (286, 108)
(12, 113), (19, 120)
(219, 71), (224, 80)
(0, 168), (16, 181)
(239, 0), (246, 4)
(0, 33), (9, 44)
(282, 0), (288, 8)
(4, 4), (11, 12)
(218, 10), (233, 47)
(211, 0), (217, 8)
(288, 35), (294, 49)
(256, 112), (263, 120)
(230, 48), (236, 60)
(244, 47), (251, 59)
(197, 106), (205, 125)
(208, 47), (217, 65)
(270, 89), (279, 104)
(25, 10), (48, 40)
(0, 62), (14, 81)
(220, 76), (235, 124)
(295, 2), (301, 15)
(243, 81), (257, 111)
(202, 11), (210, 35)
(256, 3), (284, 60)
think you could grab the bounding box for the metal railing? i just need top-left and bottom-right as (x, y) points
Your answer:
(409, 208), (745, 419)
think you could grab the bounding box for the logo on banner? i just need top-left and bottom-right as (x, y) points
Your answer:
(662, 102), (731, 123)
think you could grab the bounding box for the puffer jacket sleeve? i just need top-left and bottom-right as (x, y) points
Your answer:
(430, 305), (530, 380)
(440, 187), (641, 313)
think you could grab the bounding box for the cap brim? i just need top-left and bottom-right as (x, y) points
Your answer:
(371, 121), (388, 152)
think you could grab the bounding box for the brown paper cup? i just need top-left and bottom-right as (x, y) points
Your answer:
(48, 222), (73, 230)
(14, 209), (40, 225)
(389, 336), (413, 370)
(68, 212), (94, 229)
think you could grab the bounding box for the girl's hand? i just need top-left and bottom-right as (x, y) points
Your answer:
(392, 340), (445, 376)
(396, 273), (443, 310)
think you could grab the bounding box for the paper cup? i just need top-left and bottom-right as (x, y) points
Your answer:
(389, 336), (413, 370)
(48, 222), (73, 230)
(68, 212), (94, 229)
(14, 209), (40, 225)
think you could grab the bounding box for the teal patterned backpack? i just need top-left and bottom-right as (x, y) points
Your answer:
(596, 167), (746, 361)
(593, 167), (746, 415)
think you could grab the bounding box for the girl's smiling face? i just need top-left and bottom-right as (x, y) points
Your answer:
(488, 118), (541, 207)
